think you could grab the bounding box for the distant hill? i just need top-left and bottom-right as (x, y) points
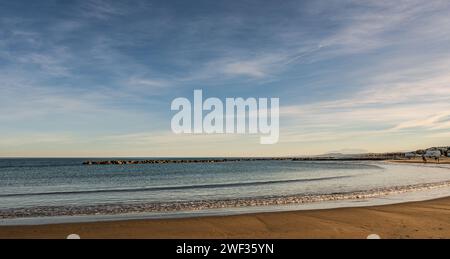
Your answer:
(323, 149), (369, 156)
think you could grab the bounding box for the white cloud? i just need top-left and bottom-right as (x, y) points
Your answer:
(126, 77), (170, 90)
(81, 0), (127, 20)
(17, 52), (70, 76)
(223, 61), (266, 78)
(278, 50), (450, 146)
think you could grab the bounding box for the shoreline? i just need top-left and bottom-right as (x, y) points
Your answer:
(2, 180), (450, 220)
(1, 196), (449, 239)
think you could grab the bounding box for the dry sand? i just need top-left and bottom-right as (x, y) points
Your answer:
(390, 157), (450, 164)
(0, 197), (449, 239)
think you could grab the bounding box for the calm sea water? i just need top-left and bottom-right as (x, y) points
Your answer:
(1, 158), (450, 212)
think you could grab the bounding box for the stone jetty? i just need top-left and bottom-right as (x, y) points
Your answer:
(82, 155), (404, 165)
(82, 158), (293, 165)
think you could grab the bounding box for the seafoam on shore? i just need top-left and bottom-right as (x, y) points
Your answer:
(1, 180), (450, 219)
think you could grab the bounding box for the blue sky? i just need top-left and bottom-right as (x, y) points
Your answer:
(1, 0), (450, 157)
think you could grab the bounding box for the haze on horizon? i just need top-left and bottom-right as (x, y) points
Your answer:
(1, 0), (450, 157)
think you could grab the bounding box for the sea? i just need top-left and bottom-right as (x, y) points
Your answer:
(1, 158), (450, 225)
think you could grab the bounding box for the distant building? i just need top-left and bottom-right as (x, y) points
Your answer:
(424, 150), (441, 158)
(427, 147), (449, 156)
(405, 152), (417, 159)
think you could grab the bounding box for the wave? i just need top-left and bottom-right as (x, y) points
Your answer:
(1, 180), (450, 219)
(0, 175), (351, 198)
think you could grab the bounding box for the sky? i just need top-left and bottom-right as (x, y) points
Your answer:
(1, 0), (450, 157)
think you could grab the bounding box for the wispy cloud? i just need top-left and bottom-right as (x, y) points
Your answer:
(81, 0), (127, 20)
(17, 51), (71, 76)
(223, 61), (266, 78)
(127, 77), (169, 89)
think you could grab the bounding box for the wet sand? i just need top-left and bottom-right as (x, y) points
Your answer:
(1, 197), (449, 239)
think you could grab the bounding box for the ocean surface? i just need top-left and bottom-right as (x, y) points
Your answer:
(1, 158), (450, 223)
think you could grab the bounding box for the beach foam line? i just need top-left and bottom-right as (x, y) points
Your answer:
(1, 180), (450, 219)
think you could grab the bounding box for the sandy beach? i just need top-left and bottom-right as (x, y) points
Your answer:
(1, 197), (449, 239)
(390, 157), (450, 164)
